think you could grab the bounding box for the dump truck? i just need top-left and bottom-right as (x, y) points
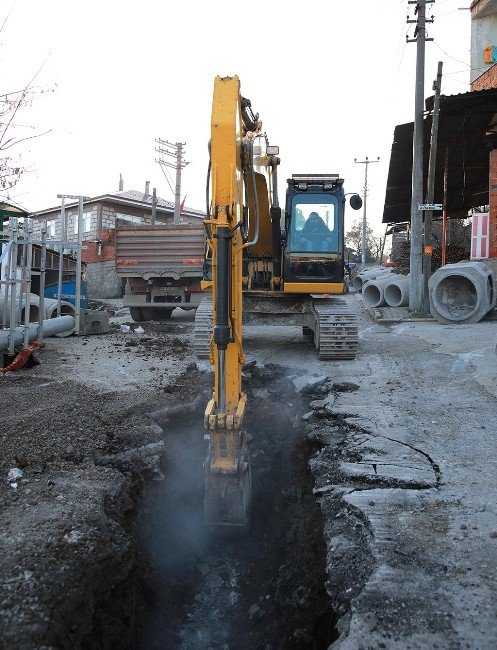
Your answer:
(115, 222), (205, 321)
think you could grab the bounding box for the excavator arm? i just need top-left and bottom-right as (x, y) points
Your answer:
(203, 76), (261, 530)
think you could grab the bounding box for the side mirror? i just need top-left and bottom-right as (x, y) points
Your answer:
(350, 194), (363, 210)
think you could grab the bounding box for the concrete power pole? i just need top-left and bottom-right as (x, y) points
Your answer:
(422, 61), (443, 313)
(407, 0), (434, 311)
(354, 156), (380, 270)
(155, 139), (190, 224)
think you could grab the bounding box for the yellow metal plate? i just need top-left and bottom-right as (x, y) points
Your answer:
(283, 282), (345, 294)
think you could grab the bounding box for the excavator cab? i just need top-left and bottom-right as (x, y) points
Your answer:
(283, 175), (362, 292)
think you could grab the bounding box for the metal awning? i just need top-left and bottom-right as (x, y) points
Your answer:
(383, 88), (497, 224)
(0, 198), (30, 219)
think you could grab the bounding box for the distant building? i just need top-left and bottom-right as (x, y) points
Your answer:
(31, 185), (205, 299)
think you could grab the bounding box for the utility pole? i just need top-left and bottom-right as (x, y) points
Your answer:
(422, 61), (443, 313)
(407, 0), (435, 311)
(354, 156), (380, 270)
(56, 193), (89, 334)
(155, 138), (190, 224)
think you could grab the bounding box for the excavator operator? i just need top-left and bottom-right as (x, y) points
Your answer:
(298, 211), (335, 252)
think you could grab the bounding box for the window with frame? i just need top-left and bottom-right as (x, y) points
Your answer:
(46, 220), (56, 238)
(73, 211), (93, 234)
(116, 212), (141, 224)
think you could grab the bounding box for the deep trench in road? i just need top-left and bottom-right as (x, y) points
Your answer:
(137, 364), (338, 649)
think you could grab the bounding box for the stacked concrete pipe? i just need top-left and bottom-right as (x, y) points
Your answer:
(352, 268), (394, 292)
(384, 275), (410, 307)
(363, 276), (398, 308)
(428, 261), (495, 324)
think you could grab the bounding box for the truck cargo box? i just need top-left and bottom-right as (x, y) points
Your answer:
(115, 223), (205, 280)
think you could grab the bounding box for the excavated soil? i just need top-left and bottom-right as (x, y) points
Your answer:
(137, 363), (337, 649)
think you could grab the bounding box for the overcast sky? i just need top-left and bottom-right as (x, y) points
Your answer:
(2, 0), (472, 234)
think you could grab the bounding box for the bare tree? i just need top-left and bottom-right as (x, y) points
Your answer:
(0, 10), (52, 192)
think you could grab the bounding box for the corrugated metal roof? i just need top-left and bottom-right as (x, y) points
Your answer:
(383, 88), (497, 224)
(0, 198), (30, 218)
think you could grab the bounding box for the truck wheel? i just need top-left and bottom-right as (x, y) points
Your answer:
(130, 307), (145, 322)
(142, 307), (174, 321)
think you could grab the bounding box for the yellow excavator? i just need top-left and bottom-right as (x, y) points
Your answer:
(199, 76), (362, 531)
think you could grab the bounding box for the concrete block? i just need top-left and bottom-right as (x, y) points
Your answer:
(80, 309), (110, 335)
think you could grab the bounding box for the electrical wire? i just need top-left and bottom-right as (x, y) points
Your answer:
(433, 40), (471, 67)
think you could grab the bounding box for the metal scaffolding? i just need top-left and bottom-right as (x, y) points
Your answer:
(0, 214), (83, 358)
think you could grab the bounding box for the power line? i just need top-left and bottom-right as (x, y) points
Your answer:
(433, 39), (470, 66)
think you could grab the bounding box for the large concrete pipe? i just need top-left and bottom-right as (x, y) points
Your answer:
(0, 316), (75, 352)
(352, 268), (394, 292)
(28, 296), (76, 336)
(384, 275), (410, 308)
(362, 276), (396, 308)
(0, 292), (41, 327)
(44, 299), (76, 337)
(429, 261), (496, 324)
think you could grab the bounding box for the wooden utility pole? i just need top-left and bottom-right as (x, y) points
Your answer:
(422, 61), (443, 313)
(407, 0), (434, 311)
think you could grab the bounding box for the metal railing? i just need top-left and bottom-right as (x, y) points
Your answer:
(0, 216), (83, 356)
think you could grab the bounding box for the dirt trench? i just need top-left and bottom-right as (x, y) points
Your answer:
(135, 364), (338, 649)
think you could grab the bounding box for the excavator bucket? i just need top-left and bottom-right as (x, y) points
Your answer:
(204, 450), (252, 532)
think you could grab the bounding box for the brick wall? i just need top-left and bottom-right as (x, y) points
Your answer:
(471, 64), (497, 91)
(489, 148), (497, 258)
(82, 230), (116, 264)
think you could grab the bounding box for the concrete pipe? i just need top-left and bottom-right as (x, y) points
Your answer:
(44, 300), (76, 337)
(0, 291), (41, 327)
(352, 268), (393, 292)
(362, 276), (394, 308)
(0, 316), (75, 352)
(384, 276), (410, 308)
(429, 261), (496, 324)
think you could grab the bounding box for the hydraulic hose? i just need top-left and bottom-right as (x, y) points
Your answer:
(247, 139), (260, 247)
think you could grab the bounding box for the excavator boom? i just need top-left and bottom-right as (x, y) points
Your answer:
(203, 76), (255, 530)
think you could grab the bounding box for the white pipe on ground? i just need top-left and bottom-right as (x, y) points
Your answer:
(25, 295), (76, 336)
(0, 316), (75, 352)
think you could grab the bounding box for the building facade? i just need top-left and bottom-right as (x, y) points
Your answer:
(31, 187), (205, 299)
(471, 0), (497, 90)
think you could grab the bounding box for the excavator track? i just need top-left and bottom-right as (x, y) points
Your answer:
(194, 296), (213, 358)
(312, 298), (358, 360)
